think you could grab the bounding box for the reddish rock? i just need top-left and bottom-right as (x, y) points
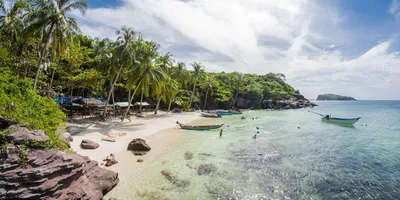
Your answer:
(0, 144), (119, 200)
(127, 138), (151, 151)
(5, 127), (49, 144)
(81, 139), (100, 149)
(137, 159), (144, 162)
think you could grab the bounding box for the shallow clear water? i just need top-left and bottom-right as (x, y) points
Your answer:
(119, 101), (400, 200)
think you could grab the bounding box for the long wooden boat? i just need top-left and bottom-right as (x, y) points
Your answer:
(321, 117), (361, 125)
(179, 123), (224, 130)
(201, 113), (221, 118)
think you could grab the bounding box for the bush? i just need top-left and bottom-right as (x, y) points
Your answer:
(0, 68), (67, 150)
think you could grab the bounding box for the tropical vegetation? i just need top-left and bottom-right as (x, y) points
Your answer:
(0, 0), (298, 149)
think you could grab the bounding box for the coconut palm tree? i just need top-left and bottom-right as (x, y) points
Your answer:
(171, 61), (189, 88)
(188, 62), (204, 108)
(25, 0), (87, 88)
(101, 27), (139, 114)
(0, 0), (27, 44)
(201, 75), (216, 110)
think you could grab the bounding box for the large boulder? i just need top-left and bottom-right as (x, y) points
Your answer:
(290, 102), (298, 109)
(0, 144), (119, 200)
(127, 138), (151, 151)
(81, 139), (100, 149)
(198, 164), (217, 175)
(5, 127), (49, 144)
(294, 93), (305, 100)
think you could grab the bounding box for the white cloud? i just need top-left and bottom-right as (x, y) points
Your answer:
(389, 0), (400, 14)
(71, 0), (400, 99)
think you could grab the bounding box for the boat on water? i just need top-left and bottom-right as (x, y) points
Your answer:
(205, 110), (242, 116)
(179, 123), (224, 130)
(321, 116), (361, 125)
(200, 113), (221, 118)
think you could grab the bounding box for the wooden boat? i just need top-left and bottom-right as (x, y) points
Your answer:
(201, 113), (221, 118)
(179, 123), (224, 130)
(321, 117), (361, 125)
(228, 110), (243, 115)
(215, 111), (232, 116)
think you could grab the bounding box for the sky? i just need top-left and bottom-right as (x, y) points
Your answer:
(70, 0), (400, 100)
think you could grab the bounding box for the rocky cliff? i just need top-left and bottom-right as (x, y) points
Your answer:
(0, 125), (119, 200)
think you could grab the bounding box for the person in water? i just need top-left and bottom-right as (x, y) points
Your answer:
(252, 134), (257, 140)
(220, 129), (223, 137)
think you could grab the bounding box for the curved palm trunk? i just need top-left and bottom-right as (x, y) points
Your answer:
(125, 80), (143, 114)
(104, 65), (123, 114)
(154, 97), (161, 114)
(139, 90), (144, 113)
(203, 87), (209, 110)
(189, 80), (197, 108)
(33, 24), (55, 89)
(234, 90), (239, 107)
(168, 99), (173, 112)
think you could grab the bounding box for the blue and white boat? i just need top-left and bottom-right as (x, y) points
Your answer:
(321, 116), (361, 125)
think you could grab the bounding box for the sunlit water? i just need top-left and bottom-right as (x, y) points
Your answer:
(116, 101), (400, 200)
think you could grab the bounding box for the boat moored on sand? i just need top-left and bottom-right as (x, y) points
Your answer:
(200, 113), (221, 118)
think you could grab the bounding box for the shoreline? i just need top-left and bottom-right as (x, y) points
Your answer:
(69, 111), (204, 164)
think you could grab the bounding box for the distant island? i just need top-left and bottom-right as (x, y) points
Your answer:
(316, 94), (356, 101)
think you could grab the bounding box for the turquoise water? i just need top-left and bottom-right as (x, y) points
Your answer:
(121, 101), (400, 199)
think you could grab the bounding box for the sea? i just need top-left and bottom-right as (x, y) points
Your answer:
(118, 101), (400, 200)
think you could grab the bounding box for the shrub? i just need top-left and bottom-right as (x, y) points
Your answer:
(0, 68), (67, 150)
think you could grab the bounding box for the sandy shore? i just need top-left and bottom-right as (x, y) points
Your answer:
(69, 111), (202, 163)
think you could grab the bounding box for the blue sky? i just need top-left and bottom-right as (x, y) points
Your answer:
(71, 0), (400, 100)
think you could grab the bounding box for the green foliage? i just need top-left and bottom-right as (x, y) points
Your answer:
(19, 145), (28, 168)
(0, 69), (67, 150)
(316, 94), (356, 101)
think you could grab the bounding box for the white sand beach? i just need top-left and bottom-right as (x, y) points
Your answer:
(69, 111), (202, 164)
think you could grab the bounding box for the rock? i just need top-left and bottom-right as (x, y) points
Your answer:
(133, 152), (146, 156)
(198, 164), (217, 175)
(284, 105), (291, 109)
(184, 151), (193, 160)
(81, 139), (100, 149)
(0, 116), (18, 130)
(161, 169), (190, 188)
(62, 132), (73, 142)
(0, 144), (119, 199)
(311, 102), (318, 107)
(294, 93), (305, 100)
(127, 138), (151, 151)
(290, 102), (298, 109)
(66, 126), (83, 135)
(5, 127), (49, 144)
(137, 159), (144, 162)
(104, 154), (118, 167)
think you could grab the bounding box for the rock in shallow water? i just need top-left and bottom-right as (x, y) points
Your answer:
(160, 169), (190, 188)
(127, 138), (151, 151)
(198, 164), (217, 175)
(184, 151), (193, 160)
(0, 144), (119, 199)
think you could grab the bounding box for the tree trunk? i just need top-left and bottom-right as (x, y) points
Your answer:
(48, 69), (55, 93)
(168, 99), (172, 112)
(204, 87), (209, 110)
(126, 80), (143, 114)
(139, 89), (144, 113)
(234, 90), (239, 108)
(189, 80), (197, 108)
(112, 90), (115, 116)
(104, 65), (123, 114)
(154, 97), (161, 114)
(33, 24), (54, 89)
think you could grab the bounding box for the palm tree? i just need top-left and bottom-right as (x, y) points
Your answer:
(233, 72), (244, 107)
(102, 27), (139, 114)
(125, 40), (165, 113)
(25, 0), (87, 88)
(202, 75), (215, 110)
(189, 62), (204, 108)
(0, 0), (27, 44)
(171, 62), (190, 88)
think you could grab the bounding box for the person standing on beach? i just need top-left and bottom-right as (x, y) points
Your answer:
(220, 129), (223, 137)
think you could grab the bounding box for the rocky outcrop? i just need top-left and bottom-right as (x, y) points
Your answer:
(0, 144), (119, 199)
(161, 169), (190, 188)
(198, 164), (217, 175)
(81, 139), (100, 149)
(127, 138), (151, 151)
(184, 151), (193, 160)
(5, 127), (49, 144)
